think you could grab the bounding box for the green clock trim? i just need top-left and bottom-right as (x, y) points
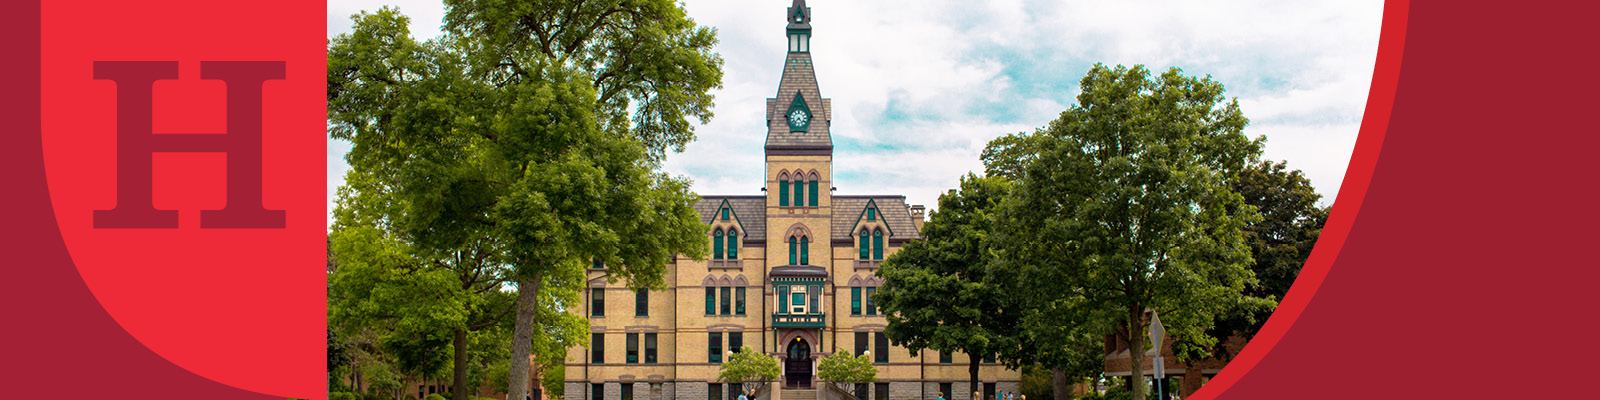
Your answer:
(787, 92), (811, 132)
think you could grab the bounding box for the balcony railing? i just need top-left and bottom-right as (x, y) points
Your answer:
(772, 312), (826, 328)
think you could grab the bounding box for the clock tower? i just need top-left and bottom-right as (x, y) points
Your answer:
(765, 0), (832, 216)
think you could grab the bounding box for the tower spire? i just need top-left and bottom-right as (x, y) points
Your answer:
(767, 0), (829, 156)
(786, 0), (811, 53)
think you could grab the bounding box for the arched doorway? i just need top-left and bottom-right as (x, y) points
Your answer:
(785, 338), (813, 388)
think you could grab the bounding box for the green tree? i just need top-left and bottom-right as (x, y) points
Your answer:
(1177, 160), (1327, 361)
(717, 347), (781, 394)
(876, 174), (1021, 391)
(328, 0), (721, 399)
(816, 351), (877, 394)
(991, 64), (1264, 400)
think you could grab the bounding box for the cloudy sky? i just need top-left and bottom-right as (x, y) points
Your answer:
(327, 0), (1383, 226)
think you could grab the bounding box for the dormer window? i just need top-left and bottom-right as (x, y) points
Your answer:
(713, 229), (725, 260)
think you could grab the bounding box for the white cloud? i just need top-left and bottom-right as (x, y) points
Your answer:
(327, 0), (1381, 225)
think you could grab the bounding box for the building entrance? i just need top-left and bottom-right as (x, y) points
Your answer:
(785, 338), (813, 388)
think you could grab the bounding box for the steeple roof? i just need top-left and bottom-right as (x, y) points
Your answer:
(767, 0), (830, 155)
(787, 0), (811, 30)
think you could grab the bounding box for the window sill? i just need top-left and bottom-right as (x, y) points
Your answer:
(854, 260), (882, 269)
(709, 260), (744, 269)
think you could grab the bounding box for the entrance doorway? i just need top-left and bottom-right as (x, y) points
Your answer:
(785, 338), (812, 388)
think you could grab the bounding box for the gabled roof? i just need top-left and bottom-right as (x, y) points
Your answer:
(693, 196), (767, 240)
(831, 196), (921, 240)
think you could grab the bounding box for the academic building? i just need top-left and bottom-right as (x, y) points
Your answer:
(562, 2), (1022, 400)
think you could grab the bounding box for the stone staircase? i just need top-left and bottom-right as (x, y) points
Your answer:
(782, 388), (817, 400)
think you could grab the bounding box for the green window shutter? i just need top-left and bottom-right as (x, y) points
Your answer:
(793, 178), (805, 207)
(777, 286), (789, 314)
(735, 287), (746, 315)
(779, 181), (790, 206)
(868, 208), (875, 221)
(800, 237), (809, 265)
(789, 238), (798, 265)
(722, 208), (729, 220)
(851, 287), (861, 315)
(705, 287), (715, 315)
(809, 180), (818, 206)
(713, 229), (724, 260)
(809, 285), (820, 314)
(727, 229), (738, 259)
(859, 230), (870, 260)
(873, 229), (884, 260)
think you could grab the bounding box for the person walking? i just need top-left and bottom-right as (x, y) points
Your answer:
(972, 391), (981, 400)
(936, 393), (946, 400)
(738, 391), (749, 400)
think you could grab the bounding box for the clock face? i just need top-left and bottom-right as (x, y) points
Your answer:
(788, 109), (810, 129)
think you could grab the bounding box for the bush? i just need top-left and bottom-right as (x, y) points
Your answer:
(329, 392), (360, 400)
(425, 394), (449, 400)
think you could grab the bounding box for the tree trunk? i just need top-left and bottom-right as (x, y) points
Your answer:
(508, 277), (543, 400)
(968, 353), (981, 400)
(1126, 307), (1144, 400)
(454, 327), (470, 400)
(1051, 369), (1070, 400)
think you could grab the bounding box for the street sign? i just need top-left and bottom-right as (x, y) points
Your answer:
(1149, 312), (1165, 350)
(1149, 311), (1166, 399)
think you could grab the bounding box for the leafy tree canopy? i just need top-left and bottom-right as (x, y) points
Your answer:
(328, 1), (721, 398)
(877, 174), (1022, 389)
(990, 64), (1264, 400)
(1181, 160), (1328, 359)
(817, 351), (877, 391)
(717, 346), (780, 392)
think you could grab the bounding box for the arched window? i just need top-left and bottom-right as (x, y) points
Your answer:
(788, 236), (798, 265)
(872, 229), (884, 260)
(859, 229), (870, 260)
(713, 229), (724, 260)
(808, 172), (819, 206)
(726, 228), (739, 259)
(793, 176), (805, 207)
(800, 236), (810, 265)
(778, 172), (791, 207)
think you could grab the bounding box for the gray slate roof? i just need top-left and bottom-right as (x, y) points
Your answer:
(831, 196), (921, 240)
(694, 196), (767, 240)
(765, 52), (832, 150)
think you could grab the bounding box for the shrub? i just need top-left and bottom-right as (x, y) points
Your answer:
(425, 394), (449, 400)
(329, 392), (360, 400)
